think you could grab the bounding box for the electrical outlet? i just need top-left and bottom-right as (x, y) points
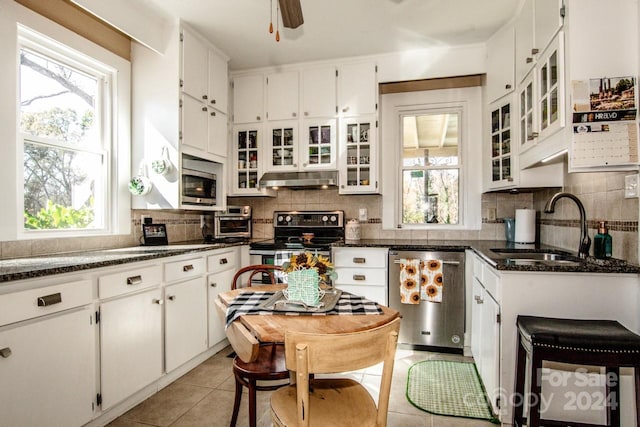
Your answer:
(625, 174), (638, 198)
(358, 208), (368, 222)
(487, 208), (497, 221)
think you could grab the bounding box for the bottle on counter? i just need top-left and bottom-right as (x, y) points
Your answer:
(594, 220), (612, 259)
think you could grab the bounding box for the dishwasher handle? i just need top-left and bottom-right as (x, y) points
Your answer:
(392, 259), (460, 265)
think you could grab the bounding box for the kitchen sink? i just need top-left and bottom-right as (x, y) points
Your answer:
(490, 249), (583, 267)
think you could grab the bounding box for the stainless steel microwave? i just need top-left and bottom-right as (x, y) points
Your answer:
(181, 168), (216, 206)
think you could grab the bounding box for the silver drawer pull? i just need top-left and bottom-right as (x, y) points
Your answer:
(126, 275), (143, 285)
(353, 274), (366, 281)
(37, 293), (62, 307)
(353, 257), (366, 264)
(152, 298), (163, 305)
(183, 264), (194, 272)
(167, 295), (176, 301)
(0, 347), (11, 358)
(219, 258), (228, 265)
(210, 282), (217, 287)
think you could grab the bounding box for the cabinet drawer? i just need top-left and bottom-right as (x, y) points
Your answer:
(99, 265), (161, 299)
(207, 249), (238, 273)
(334, 267), (386, 287)
(473, 255), (484, 282)
(483, 267), (499, 299)
(333, 248), (387, 268)
(164, 257), (206, 283)
(0, 279), (92, 327)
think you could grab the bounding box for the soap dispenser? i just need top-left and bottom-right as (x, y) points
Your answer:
(594, 221), (612, 259)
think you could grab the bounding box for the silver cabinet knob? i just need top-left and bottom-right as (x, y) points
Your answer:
(505, 84), (512, 89)
(202, 94), (208, 100)
(342, 106), (349, 113)
(531, 48), (539, 55)
(167, 295), (176, 301)
(0, 347), (12, 358)
(201, 106), (208, 112)
(153, 298), (163, 305)
(210, 99), (216, 104)
(256, 116), (261, 121)
(526, 57), (533, 64)
(210, 111), (216, 116)
(210, 282), (217, 287)
(292, 112), (297, 117)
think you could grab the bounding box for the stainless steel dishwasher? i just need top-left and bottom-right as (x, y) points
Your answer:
(388, 250), (465, 352)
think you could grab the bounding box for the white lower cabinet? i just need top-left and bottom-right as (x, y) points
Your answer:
(470, 253), (501, 415)
(332, 247), (388, 305)
(100, 287), (163, 409)
(0, 306), (96, 427)
(165, 277), (208, 372)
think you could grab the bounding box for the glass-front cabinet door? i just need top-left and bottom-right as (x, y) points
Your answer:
(537, 32), (564, 141)
(266, 121), (297, 171)
(518, 70), (537, 153)
(232, 125), (262, 193)
(339, 116), (377, 194)
(301, 119), (336, 170)
(489, 100), (514, 188)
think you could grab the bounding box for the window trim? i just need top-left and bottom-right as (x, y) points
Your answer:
(0, 2), (131, 241)
(381, 86), (483, 231)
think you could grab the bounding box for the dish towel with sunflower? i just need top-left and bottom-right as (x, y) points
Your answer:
(399, 259), (444, 304)
(421, 259), (444, 303)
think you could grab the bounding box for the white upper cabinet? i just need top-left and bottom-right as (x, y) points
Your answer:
(302, 66), (337, 118)
(208, 107), (228, 158)
(181, 94), (209, 153)
(233, 74), (264, 124)
(514, 0), (535, 84)
(208, 50), (228, 114)
(534, 0), (564, 55)
(486, 24), (515, 103)
(181, 27), (209, 102)
(338, 61), (377, 116)
(266, 71), (299, 121)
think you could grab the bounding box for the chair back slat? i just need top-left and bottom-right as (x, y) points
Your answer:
(231, 264), (282, 289)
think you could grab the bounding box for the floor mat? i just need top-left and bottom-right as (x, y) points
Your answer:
(406, 360), (499, 423)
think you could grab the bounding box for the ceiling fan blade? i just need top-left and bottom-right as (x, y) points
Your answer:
(278, 0), (304, 29)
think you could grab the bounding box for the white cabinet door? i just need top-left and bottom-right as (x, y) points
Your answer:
(480, 290), (501, 414)
(302, 66), (337, 118)
(338, 62), (377, 116)
(233, 74), (264, 124)
(207, 269), (234, 347)
(165, 277), (208, 372)
(231, 125), (263, 194)
(208, 107), (228, 158)
(534, 0), (563, 54)
(486, 24), (515, 103)
(518, 69), (537, 152)
(514, 0), (535, 84)
(537, 33), (565, 142)
(487, 97), (516, 190)
(339, 115), (378, 194)
(181, 27), (209, 102)
(181, 95), (209, 152)
(0, 306), (96, 427)
(100, 288), (163, 409)
(208, 49), (228, 114)
(301, 118), (337, 170)
(266, 120), (298, 171)
(266, 71), (299, 121)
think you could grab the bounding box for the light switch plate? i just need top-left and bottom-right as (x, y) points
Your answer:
(624, 174), (638, 198)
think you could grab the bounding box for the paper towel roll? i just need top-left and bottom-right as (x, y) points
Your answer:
(514, 209), (536, 243)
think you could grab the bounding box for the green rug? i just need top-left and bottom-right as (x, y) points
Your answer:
(406, 360), (499, 423)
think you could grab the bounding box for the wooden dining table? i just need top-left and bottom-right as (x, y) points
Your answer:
(216, 284), (401, 363)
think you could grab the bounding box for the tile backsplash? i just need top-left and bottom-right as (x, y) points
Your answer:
(2, 169), (637, 265)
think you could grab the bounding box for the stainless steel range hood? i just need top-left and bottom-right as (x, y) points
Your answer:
(259, 171), (338, 189)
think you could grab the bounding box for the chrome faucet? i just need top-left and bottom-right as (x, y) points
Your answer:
(543, 192), (591, 259)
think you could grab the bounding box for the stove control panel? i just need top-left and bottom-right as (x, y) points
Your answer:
(274, 211), (344, 227)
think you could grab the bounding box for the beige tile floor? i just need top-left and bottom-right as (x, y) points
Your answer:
(108, 346), (497, 427)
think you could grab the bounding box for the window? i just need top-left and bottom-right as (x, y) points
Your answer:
(401, 112), (460, 225)
(15, 23), (130, 236)
(381, 86), (482, 230)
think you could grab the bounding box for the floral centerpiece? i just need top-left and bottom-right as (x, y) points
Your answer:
(281, 252), (337, 306)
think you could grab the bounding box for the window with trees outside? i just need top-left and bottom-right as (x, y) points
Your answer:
(19, 31), (110, 232)
(401, 111), (461, 225)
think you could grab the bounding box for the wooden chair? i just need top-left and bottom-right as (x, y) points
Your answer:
(228, 264), (290, 427)
(270, 317), (401, 427)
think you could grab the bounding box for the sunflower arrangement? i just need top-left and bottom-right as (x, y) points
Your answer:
(282, 251), (337, 282)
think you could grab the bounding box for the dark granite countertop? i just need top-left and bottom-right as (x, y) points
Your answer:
(0, 240), (250, 284)
(335, 239), (640, 274)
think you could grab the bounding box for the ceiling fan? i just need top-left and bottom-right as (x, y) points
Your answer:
(278, 0), (304, 29)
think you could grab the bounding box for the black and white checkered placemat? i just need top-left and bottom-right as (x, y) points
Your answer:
(225, 291), (384, 328)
